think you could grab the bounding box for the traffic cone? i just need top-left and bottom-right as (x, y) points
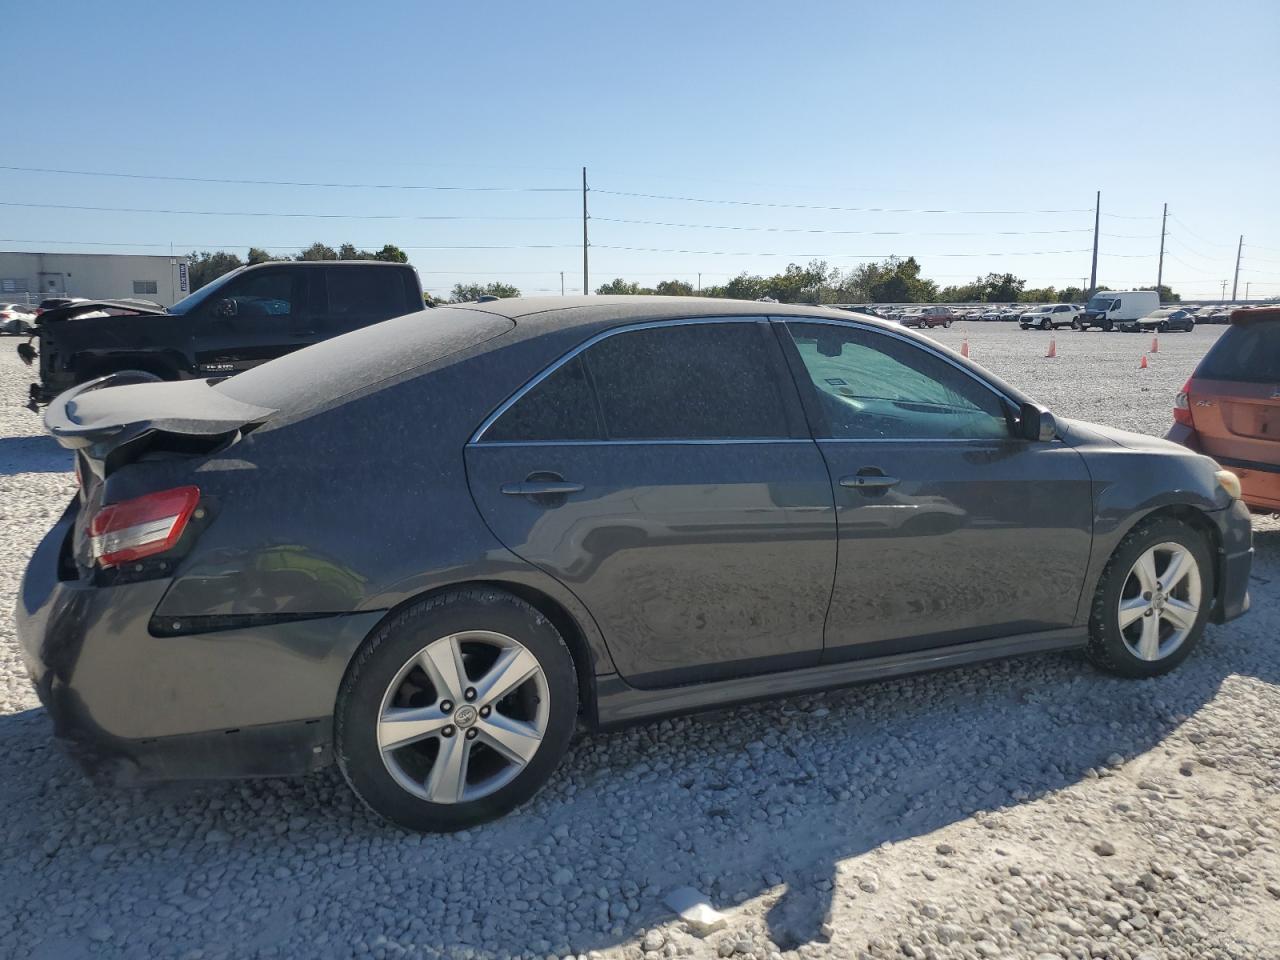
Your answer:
(961, 338), (969, 358)
(1045, 338), (1057, 358)
(1140, 354), (1149, 369)
(1151, 335), (1159, 353)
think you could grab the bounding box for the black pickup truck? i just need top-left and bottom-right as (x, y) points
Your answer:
(17, 260), (424, 406)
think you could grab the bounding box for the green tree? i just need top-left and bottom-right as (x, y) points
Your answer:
(296, 242), (339, 261)
(186, 251), (244, 291)
(1142, 284), (1181, 303)
(246, 247), (281, 265)
(596, 278), (645, 295)
(1020, 286), (1058, 303)
(857, 257), (938, 303)
(374, 244), (408, 263)
(654, 279), (695, 297)
(450, 281), (521, 301)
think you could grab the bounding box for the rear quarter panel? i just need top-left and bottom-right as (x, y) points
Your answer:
(151, 333), (621, 676)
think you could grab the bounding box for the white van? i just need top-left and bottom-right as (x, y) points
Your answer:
(1076, 290), (1161, 331)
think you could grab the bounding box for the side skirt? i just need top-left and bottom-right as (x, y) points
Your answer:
(591, 627), (1087, 728)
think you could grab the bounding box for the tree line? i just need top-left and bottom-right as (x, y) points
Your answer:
(596, 258), (1179, 304)
(186, 248), (1180, 305)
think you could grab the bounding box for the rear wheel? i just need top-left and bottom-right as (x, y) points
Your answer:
(1071, 319), (1082, 330)
(1086, 518), (1214, 678)
(336, 588), (578, 831)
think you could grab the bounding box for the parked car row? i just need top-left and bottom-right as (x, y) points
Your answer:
(0, 302), (36, 336)
(845, 300), (1273, 329)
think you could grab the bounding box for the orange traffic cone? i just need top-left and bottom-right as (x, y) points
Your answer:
(961, 338), (969, 358)
(1046, 338), (1057, 358)
(1140, 354), (1149, 369)
(1151, 335), (1159, 353)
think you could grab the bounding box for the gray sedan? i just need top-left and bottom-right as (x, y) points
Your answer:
(18, 298), (1253, 831)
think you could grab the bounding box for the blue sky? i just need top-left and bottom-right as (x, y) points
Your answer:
(5, 0), (1278, 299)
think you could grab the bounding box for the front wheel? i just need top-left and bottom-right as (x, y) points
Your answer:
(1071, 319), (1082, 330)
(1086, 517), (1214, 678)
(943, 318), (952, 328)
(1158, 321), (1169, 333)
(1040, 318), (1051, 330)
(336, 588), (578, 831)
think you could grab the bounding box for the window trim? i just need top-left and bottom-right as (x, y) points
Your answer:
(470, 317), (804, 445)
(774, 316), (1021, 442)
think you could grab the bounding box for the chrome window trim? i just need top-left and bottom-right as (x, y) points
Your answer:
(469, 316), (775, 445)
(467, 438), (813, 449)
(777, 315), (1022, 441)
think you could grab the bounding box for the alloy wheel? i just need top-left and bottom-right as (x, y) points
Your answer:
(376, 631), (550, 804)
(1117, 542), (1202, 661)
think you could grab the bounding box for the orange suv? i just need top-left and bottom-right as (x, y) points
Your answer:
(1168, 307), (1280, 511)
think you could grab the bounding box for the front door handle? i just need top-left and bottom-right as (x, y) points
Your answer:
(500, 479), (584, 497)
(839, 473), (900, 489)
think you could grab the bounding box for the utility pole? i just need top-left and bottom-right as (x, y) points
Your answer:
(1231, 235), (1243, 300)
(697, 272), (701, 294)
(1088, 190), (1100, 295)
(582, 166), (589, 296)
(1156, 202), (1167, 296)
(1245, 281), (1251, 301)
(560, 271), (565, 296)
(1221, 279), (1228, 302)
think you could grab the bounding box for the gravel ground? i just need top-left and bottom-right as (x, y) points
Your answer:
(1, 323), (1277, 960)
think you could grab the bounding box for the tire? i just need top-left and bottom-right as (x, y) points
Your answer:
(1040, 318), (1051, 331)
(943, 319), (952, 328)
(1158, 321), (1169, 333)
(336, 587), (579, 831)
(1086, 517), (1215, 678)
(1102, 319), (1114, 332)
(1071, 319), (1082, 330)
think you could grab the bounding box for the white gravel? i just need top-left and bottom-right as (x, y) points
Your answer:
(2, 324), (1278, 960)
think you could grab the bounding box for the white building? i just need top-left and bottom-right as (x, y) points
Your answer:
(0, 251), (190, 307)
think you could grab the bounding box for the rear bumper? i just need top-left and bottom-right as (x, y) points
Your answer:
(16, 502), (383, 783)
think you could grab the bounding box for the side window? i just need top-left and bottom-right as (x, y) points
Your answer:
(484, 355), (601, 442)
(585, 323), (790, 440)
(786, 322), (1010, 441)
(325, 266), (407, 319)
(208, 271), (294, 320)
(1112, 298), (1122, 311)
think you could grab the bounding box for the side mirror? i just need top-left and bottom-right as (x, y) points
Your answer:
(214, 298), (238, 318)
(1019, 401), (1057, 441)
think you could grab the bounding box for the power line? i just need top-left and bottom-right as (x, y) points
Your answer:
(593, 217), (1092, 237)
(1167, 213), (1235, 247)
(593, 189), (1092, 216)
(0, 164), (576, 192)
(0, 238), (578, 251)
(0, 200), (576, 222)
(593, 243), (1092, 258)
(1100, 212), (1163, 221)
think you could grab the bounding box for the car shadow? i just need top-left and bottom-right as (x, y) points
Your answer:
(0, 435), (72, 475)
(1, 526), (1275, 958)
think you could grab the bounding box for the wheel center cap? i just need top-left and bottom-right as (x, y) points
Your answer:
(453, 705), (478, 729)
(1153, 591), (1166, 610)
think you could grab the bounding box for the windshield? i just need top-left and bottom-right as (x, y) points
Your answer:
(1196, 322), (1280, 382)
(1086, 296), (1116, 312)
(167, 265), (251, 315)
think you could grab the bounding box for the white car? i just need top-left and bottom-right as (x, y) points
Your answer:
(1019, 303), (1080, 330)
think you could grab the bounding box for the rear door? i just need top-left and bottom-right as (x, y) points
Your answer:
(465, 319), (836, 688)
(309, 265), (418, 342)
(779, 318), (1094, 662)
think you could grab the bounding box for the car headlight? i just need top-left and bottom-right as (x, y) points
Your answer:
(1215, 470), (1242, 500)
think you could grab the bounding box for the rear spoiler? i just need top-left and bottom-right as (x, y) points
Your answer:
(45, 374), (276, 452)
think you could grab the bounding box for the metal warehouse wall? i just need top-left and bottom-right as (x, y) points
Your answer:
(0, 252), (188, 307)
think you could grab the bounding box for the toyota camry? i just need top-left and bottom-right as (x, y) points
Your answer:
(17, 297), (1253, 831)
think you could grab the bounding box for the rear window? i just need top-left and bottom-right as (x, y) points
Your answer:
(1196, 322), (1280, 383)
(216, 306), (512, 414)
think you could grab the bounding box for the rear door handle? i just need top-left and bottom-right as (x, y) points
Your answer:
(839, 474), (900, 489)
(500, 479), (584, 497)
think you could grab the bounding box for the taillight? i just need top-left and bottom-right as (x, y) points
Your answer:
(88, 486), (200, 568)
(1173, 378), (1194, 427)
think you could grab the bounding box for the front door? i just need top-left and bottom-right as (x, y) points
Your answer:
(465, 320), (836, 688)
(780, 319), (1094, 661)
(191, 267), (308, 374)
